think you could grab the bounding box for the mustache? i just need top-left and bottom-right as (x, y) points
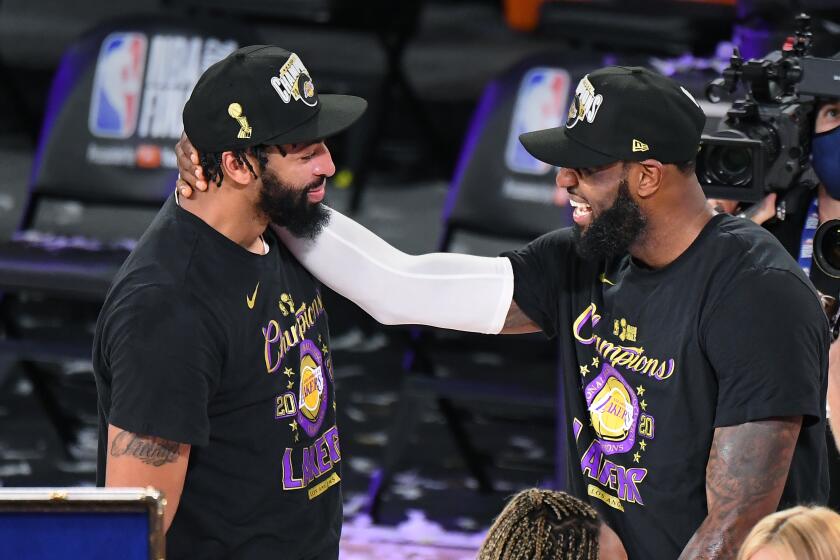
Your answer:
(303, 178), (326, 194)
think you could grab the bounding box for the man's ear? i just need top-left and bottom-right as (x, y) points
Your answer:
(220, 151), (255, 185)
(635, 159), (664, 199)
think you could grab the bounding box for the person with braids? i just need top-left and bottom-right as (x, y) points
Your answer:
(478, 489), (627, 560)
(92, 46), (366, 560)
(738, 506), (840, 560)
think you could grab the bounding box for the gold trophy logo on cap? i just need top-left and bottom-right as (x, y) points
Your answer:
(228, 102), (252, 139)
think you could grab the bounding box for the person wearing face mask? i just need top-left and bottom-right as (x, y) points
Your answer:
(809, 97), (840, 452)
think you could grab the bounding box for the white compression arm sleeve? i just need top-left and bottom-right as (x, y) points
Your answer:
(274, 206), (514, 334)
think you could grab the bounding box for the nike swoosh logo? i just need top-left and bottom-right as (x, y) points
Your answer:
(599, 273), (615, 286)
(246, 282), (260, 309)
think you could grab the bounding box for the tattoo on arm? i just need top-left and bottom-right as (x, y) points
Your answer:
(501, 299), (541, 334)
(678, 417), (801, 560)
(110, 430), (182, 467)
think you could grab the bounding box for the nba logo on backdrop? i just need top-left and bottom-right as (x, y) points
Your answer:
(505, 67), (570, 175)
(89, 33), (147, 138)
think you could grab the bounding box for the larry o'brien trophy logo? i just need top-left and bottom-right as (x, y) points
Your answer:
(585, 363), (639, 455)
(298, 339), (327, 437)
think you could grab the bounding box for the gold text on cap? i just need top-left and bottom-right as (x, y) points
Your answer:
(228, 102), (252, 139)
(632, 139), (649, 152)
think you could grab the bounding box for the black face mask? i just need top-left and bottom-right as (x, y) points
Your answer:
(257, 169), (330, 239)
(573, 176), (647, 261)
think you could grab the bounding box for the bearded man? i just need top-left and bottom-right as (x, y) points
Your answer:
(93, 45), (366, 560)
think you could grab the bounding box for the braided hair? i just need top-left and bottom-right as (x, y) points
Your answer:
(200, 145), (271, 187)
(478, 489), (600, 560)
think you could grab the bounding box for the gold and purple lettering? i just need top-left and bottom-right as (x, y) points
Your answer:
(578, 439), (647, 506)
(572, 303), (677, 382)
(573, 304), (601, 345)
(275, 392), (297, 419)
(282, 448), (304, 489)
(324, 426), (341, 463)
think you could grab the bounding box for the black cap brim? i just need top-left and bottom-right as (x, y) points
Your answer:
(262, 94), (368, 146)
(519, 127), (618, 169)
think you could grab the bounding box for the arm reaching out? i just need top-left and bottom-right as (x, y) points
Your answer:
(174, 132), (537, 334)
(272, 208), (526, 334)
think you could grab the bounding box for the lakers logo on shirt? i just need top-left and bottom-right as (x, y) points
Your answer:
(299, 353), (324, 422)
(584, 363), (639, 455)
(297, 339), (328, 437)
(590, 377), (634, 442)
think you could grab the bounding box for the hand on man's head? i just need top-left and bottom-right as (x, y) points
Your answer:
(175, 132), (208, 198)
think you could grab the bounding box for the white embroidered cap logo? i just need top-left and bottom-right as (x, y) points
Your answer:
(566, 75), (604, 129)
(270, 53), (318, 107)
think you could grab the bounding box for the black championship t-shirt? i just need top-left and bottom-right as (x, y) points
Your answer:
(503, 214), (829, 560)
(93, 196), (342, 560)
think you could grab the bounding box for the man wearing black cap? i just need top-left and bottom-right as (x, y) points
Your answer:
(176, 66), (828, 559)
(93, 45), (366, 560)
(500, 67), (827, 559)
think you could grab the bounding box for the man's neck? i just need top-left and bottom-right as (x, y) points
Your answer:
(177, 186), (268, 254)
(629, 182), (715, 269)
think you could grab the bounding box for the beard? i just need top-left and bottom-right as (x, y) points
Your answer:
(257, 170), (331, 239)
(573, 177), (647, 261)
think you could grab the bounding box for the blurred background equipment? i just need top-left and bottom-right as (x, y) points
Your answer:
(698, 13), (840, 203)
(815, 219), (840, 281)
(0, 0), (838, 555)
(0, 15), (246, 478)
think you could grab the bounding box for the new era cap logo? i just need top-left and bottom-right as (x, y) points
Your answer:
(566, 75), (603, 129)
(270, 53), (317, 107)
(632, 139), (649, 152)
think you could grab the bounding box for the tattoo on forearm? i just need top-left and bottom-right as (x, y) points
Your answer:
(678, 417), (801, 560)
(110, 431), (181, 467)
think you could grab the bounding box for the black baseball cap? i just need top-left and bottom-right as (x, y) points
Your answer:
(519, 66), (706, 169)
(183, 45), (367, 153)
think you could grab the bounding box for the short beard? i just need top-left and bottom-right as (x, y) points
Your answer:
(573, 177), (646, 260)
(257, 170), (331, 239)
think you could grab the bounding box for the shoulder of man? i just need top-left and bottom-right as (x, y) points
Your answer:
(503, 226), (577, 259)
(712, 214), (804, 274)
(111, 215), (203, 302)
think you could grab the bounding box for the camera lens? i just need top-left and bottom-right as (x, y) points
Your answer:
(703, 146), (753, 187)
(814, 219), (840, 279)
(720, 148), (751, 175)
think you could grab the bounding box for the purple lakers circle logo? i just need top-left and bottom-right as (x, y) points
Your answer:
(584, 364), (639, 455)
(297, 339), (327, 437)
